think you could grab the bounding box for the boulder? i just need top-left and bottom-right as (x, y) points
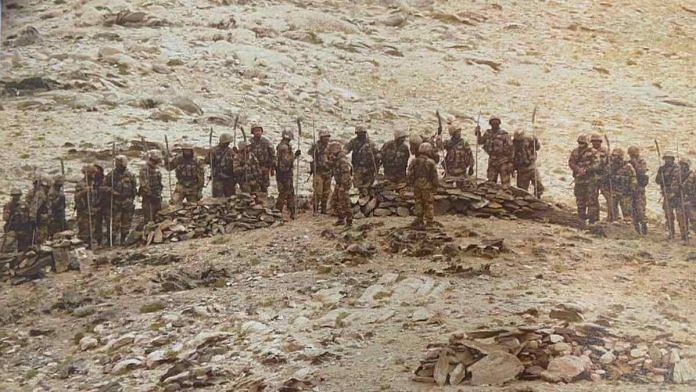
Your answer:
(469, 351), (523, 386)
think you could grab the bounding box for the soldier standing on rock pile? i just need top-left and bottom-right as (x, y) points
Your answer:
(2, 188), (31, 252)
(103, 155), (137, 245)
(207, 133), (237, 198)
(249, 122), (276, 205)
(568, 135), (601, 225)
(345, 126), (381, 199)
(26, 174), (51, 245)
(628, 146), (649, 234)
(407, 142), (440, 230)
(380, 129), (411, 185)
(308, 128), (332, 214)
(236, 141), (263, 197)
(606, 148), (637, 223)
(513, 131), (544, 197)
(75, 165), (100, 248)
(476, 116), (513, 187)
(139, 151), (164, 224)
(166, 144), (205, 205)
(655, 152), (681, 239)
(276, 130), (301, 219)
(47, 175), (66, 238)
(437, 125), (474, 180)
(328, 141), (353, 227)
(590, 134), (611, 221)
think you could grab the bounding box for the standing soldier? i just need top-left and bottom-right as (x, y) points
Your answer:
(166, 144), (205, 205)
(407, 143), (440, 229)
(475, 116), (513, 187)
(74, 165), (100, 247)
(249, 122), (276, 205)
(345, 126), (381, 198)
(26, 175), (51, 245)
(513, 131), (544, 197)
(103, 155), (137, 245)
(437, 126), (474, 179)
(606, 149), (637, 222)
(590, 134), (611, 220)
(327, 141), (353, 227)
(207, 133), (237, 197)
(381, 129), (411, 184)
(47, 175), (66, 238)
(627, 146), (649, 234)
(2, 188), (31, 252)
(276, 130), (301, 218)
(236, 141), (262, 196)
(568, 135), (601, 224)
(139, 150), (164, 224)
(655, 151), (680, 239)
(308, 128), (332, 214)
(672, 158), (692, 241)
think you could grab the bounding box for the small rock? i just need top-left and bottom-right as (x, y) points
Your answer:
(358, 284), (391, 306)
(169, 96), (202, 115)
(599, 351), (615, 365)
(105, 333), (135, 351)
(469, 351), (524, 386)
(111, 358), (142, 375)
(549, 334), (564, 343)
(312, 286), (344, 305)
(240, 321), (271, 335)
(316, 308), (351, 328)
(673, 358), (696, 383)
(79, 336), (99, 351)
(411, 307), (431, 322)
(541, 355), (590, 383)
(630, 348), (646, 358)
(552, 342), (572, 353)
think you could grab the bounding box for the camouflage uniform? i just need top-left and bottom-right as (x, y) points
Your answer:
(103, 157), (137, 244)
(236, 142), (263, 196)
(167, 147), (205, 205)
(139, 153), (164, 224)
(26, 177), (51, 245)
(207, 133), (237, 198)
(477, 117), (513, 187)
(275, 131), (299, 217)
(655, 156), (681, 239)
(568, 136), (601, 223)
(47, 177), (66, 238)
(2, 190), (31, 252)
(437, 127), (474, 178)
(345, 126), (381, 197)
(669, 159), (692, 241)
(606, 149), (637, 222)
(589, 136), (612, 221)
(329, 142), (353, 226)
(381, 130), (410, 184)
(249, 128), (276, 202)
(308, 130), (332, 214)
(407, 143), (439, 228)
(513, 131), (544, 197)
(628, 147), (648, 234)
(75, 166), (101, 247)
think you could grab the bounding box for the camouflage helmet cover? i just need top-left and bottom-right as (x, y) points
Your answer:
(10, 187), (22, 196)
(679, 157), (691, 166)
(489, 116), (501, 124)
(282, 130), (294, 140)
(611, 148), (624, 158)
(394, 129), (408, 140)
(327, 141), (344, 155)
(513, 130), (526, 139)
(590, 133), (602, 143)
(662, 151), (675, 159)
(219, 133), (233, 144)
(354, 125), (367, 134)
(115, 154), (128, 166)
(448, 126), (462, 136)
(627, 146), (640, 156)
(318, 127), (331, 138)
(409, 134), (422, 145)
(577, 134), (589, 144)
(419, 142), (434, 154)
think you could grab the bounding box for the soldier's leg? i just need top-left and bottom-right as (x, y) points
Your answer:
(287, 178), (296, 218)
(2, 231), (17, 252)
(17, 231), (32, 252)
(320, 175), (331, 213)
(275, 179), (287, 212)
(171, 185), (186, 205)
(499, 163), (512, 188)
(516, 169), (531, 191)
(574, 183), (586, 221)
(533, 169), (544, 197)
(77, 214), (90, 244)
(619, 195), (633, 222)
(312, 176), (322, 213)
(120, 204), (134, 244)
(486, 163), (498, 183)
(223, 179), (236, 197)
(187, 188), (201, 203)
(588, 184), (600, 223)
(413, 188), (424, 224)
(675, 206), (689, 240)
(664, 199), (675, 238)
(424, 189), (435, 225)
(353, 170), (364, 196)
(212, 179), (224, 198)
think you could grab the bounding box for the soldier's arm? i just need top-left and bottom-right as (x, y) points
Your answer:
(429, 161), (439, 187)
(406, 161), (415, 185)
(534, 137), (541, 151)
(3, 205), (10, 222)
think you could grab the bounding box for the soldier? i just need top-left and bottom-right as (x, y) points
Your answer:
(606, 149), (637, 222)
(166, 144), (205, 205)
(47, 175), (66, 238)
(568, 135), (601, 224)
(103, 155), (137, 245)
(345, 126), (381, 198)
(513, 131), (544, 197)
(207, 133), (237, 197)
(407, 143), (440, 229)
(655, 151), (680, 239)
(672, 158), (692, 241)
(26, 174), (51, 245)
(627, 146), (649, 234)
(589, 134), (611, 220)
(249, 122), (276, 204)
(381, 129), (411, 184)
(327, 141), (353, 227)
(276, 130), (301, 218)
(685, 160), (696, 235)
(308, 128), (332, 214)
(236, 141), (262, 196)
(74, 165), (100, 247)
(475, 116), (513, 187)
(437, 126), (474, 179)
(2, 188), (31, 252)
(409, 134), (423, 156)
(139, 150), (164, 224)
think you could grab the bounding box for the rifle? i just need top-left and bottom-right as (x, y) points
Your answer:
(436, 110), (448, 177)
(109, 142), (115, 248)
(604, 135), (614, 221)
(59, 159), (65, 176)
(474, 110), (481, 180)
(164, 135), (173, 201)
(232, 115), (239, 147)
(676, 144), (690, 243)
(531, 106), (539, 198)
(207, 127), (214, 189)
(295, 118), (302, 218)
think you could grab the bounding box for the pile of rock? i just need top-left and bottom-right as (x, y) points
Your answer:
(413, 322), (694, 386)
(143, 195), (283, 245)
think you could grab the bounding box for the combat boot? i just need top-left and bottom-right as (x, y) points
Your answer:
(289, 207), (296, 220)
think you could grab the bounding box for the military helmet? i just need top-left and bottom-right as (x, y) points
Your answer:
(611, 148), (624, 159)
(115, 155), (128, 166)
(577, 135), (589, 144)
(489, 116), (501, 124)
(318, 128), (331, 138)
(662, 151), (675, 159)
(627, 146), (640, 156)
(327, 141), (344, 155)
(10, 188), (22, 196)
(679, 157), (691, 166)
(179, 143), (194, 151)
(282, 130), (294, 140)
(238, 141), (248, 150)
(419, 142), (434, 154)
(514, 130), (526, 139)
(409, 134), (422, 145)
(448, 126), (462, 136)
(219, 133), (233, 144)
(250, 121), (263, 131)
(590, 134), (602, 143)
(394, 129), (408, 140)
(82, 164), (97, 175)
(354, 125), (367, 134)
(147, 150), (162, 162)
(53, 175), (65, 185)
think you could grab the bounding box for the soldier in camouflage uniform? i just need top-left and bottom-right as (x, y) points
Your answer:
(407, 143), (440, 229)
(655, 151), (681, 239)
(380, 129), (410, 184)
(207, 133), (237, 198)
(671, 158), (692, 241)
(328, 141), (353, 227)
(437, 126), (474, 179)
(2, 188), (31, 252)
(166, 144), (205, 205)
(590, 134), (611, 220)
(627, 146), (649, 234)
(26, 175), (51, 246)
(476, 116), (513, 187)
(236, 141), (263, 197)
(345, 126), (381, 198)
(513, 131), (544, 197)
(249, 122), (276, 205)
(568, 135), (601, 224)
(103, 155), (137, 245)
(139, 151), (164, 224)
(276, 130), (301, 218)
(47, 175), (66, 238)
(684, 160), (696, 236)
(308, 128), (332, 214)
(606, 149), (637, 222)
(75, 165), (100, 248)
(409, 134), (423, 157)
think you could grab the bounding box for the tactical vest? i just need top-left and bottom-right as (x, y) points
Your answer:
(382, 141), (409, 179)
(112, 170), (137, 200)
(411, 157), (437, 189)
(630, 158), (649, 188)
(212, 146), (234, 178)
(483, 130), (510, 156)
(250, 137), (273, 168)
(333, 158), (353, 188)
(609, 164), (634, 195)
(5, 201), (29, 231)
(513, 138), (536, 169)
(310, 142), (331, 174)
(445, 138), (471, 174)
(141, 166), (163, 198)
(176, 158), (198, 182)
(351, 140), (376, 170)
(276, 141), (295, 175)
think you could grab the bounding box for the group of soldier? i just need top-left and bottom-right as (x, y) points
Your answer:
(2, 116), (694, 253)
